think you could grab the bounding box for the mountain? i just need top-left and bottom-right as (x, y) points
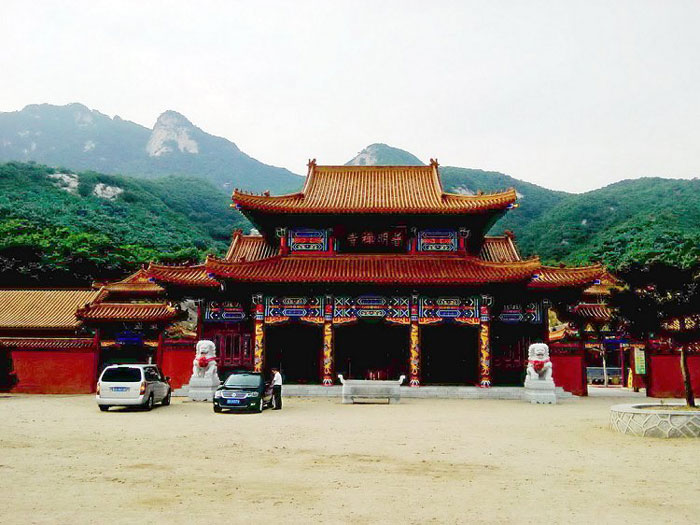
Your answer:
(1, 117), (698, 284)
(0, 162), (248, 286)
(342, 144), (699, 269)
(346, 143), (424, 166)
(517, 177), (700, 269)
(0, 103), (303, 193)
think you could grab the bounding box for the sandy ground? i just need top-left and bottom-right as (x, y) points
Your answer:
(1, 394), (698, 525)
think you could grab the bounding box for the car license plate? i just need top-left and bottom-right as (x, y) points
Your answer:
(226, 399), (240, 405)
(111, 387), (129, 392)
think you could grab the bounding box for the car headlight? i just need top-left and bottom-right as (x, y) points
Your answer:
(247, 392), (259, 398)
(214, 390), (223, 398)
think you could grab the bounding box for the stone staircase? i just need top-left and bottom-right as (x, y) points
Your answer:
(175, 383), (576, 400)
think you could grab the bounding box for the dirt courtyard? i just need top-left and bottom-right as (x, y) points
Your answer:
(1, 394), (698, 524)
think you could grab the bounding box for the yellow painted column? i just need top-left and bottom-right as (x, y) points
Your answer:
(322, 320), (334, 385)
(322, 295), (334, 385)
(409, 321), (421, 386)
(409, 296), (421, 386)
(253, 300), (265, 373)
(478, 305), (492, 387)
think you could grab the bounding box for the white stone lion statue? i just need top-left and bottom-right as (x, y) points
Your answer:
(526, 343), (552, 381)
(192, 340), (218, 378)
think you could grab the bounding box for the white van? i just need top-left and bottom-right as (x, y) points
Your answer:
(96, 364), (171, 411)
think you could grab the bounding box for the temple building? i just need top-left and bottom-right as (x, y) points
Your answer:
(146, 160), (604, 390)
(4, 160), (697, 397)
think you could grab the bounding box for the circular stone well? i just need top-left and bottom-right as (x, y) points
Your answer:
(610, 403), (700, 438)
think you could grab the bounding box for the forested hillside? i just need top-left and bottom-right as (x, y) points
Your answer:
(1, 148), (698, 287)
(516, 177), (700, 269)
(439, 166), (568, 234)
(0, 162), (247, 285)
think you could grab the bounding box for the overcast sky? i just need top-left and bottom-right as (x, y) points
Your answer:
(2, 1), (699, 192)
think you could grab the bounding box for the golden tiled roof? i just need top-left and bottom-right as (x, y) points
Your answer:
(234, 161), (517, 215)
(573, 303), (614, 322)
(225, 230), (279, 261)
(528, 265), (605, 289)
(583, 270), (623, 296)
(147, 263), (220, 288)
(101, 268), (164, 294)
(479, 235), (521, 262)
(206, 254), (541, 285)
(0, 290), (101, 330)
(76, 302), (179, 322)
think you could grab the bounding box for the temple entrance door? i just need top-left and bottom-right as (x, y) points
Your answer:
(208, 328), (253, 370)
(99, 344), (153, 372)
(0, 347), (15, 391)
(491, 322), (535, 386)
(265, 322), (322, 384)
(334, 322), (408, 380)
(421, 324), (479, 385)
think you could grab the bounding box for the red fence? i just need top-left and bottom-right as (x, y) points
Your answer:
(647, 353), (700, 398)
(9, 344), (99, 394)
(549, 343), (587, 396)
(158, 338), (197, 390)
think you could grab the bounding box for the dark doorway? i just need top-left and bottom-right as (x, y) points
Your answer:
(100, 344), (153, 372)
(0, 348), (16, 392)
(265, 323), (322, 384)
(491, 323), (539, 386)
(335, 322), (408, 380)
(421, 324), (479, 385)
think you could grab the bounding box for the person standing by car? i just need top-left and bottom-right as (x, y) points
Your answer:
(271, 367), (282, 410)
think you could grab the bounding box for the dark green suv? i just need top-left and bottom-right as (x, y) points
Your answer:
(213, 372), (274, 413)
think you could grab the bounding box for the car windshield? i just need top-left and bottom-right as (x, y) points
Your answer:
(101, 367), (142, 382)
(224, 374), (261, 388)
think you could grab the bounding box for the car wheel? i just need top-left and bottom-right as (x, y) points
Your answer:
(144, 394), (154, 411)
(162, 389), (171, 406)
(213, 405), (222, 413)
(99, 405), (109, 412)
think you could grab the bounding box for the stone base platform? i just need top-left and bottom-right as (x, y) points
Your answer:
(174, 384), (574, 400)
(278, 385), (574, 400)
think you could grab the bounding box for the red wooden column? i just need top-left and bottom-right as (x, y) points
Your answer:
(322, 296), (334, 385)
(253, 296), (265, 373)
(409, 296), (421, 386)
(478, 304), (492, 387)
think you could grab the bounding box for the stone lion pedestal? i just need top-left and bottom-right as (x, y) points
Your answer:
(187, 340), (220, 402)
(523, 343), (557, 404)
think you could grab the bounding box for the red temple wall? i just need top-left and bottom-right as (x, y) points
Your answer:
(10, 348), (98, 394)
(159, 339), (197, 390)
(647, 354), (700, 398)
(549, 343), (587, 396)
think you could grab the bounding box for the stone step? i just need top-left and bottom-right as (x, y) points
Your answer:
(174, 384), (578, 400)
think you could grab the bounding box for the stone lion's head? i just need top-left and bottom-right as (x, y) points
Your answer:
(528, 343), (549, 360)
(196, 339), (216, 356)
